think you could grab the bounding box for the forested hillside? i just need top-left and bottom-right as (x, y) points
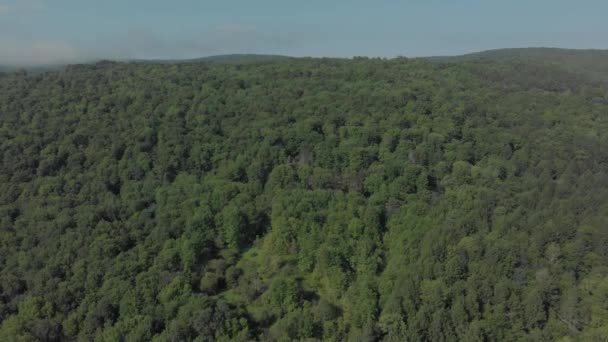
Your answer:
(433, 48), (608, 83)
(1, 52), (607, 341)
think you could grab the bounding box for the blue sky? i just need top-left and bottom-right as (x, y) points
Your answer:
(1, 0), (607, 65)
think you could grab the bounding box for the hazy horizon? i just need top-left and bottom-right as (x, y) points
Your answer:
(1, 0), (607, 66)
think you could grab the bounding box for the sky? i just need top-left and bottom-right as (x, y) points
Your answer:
(0, 0), (607, 65)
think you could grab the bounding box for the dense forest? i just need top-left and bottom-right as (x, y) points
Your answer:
(0, 49), (607, 341)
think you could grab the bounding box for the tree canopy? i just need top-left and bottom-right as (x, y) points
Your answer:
(0, 51), (607, 341)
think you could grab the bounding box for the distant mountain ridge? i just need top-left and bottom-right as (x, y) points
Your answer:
(135, 48), (608, 84)
(128, 53), (292, 64)
(3, 49), (608, 81)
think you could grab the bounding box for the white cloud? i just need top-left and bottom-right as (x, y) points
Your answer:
(0, 4), (10, 14)
(84, 26), (310, 61)
(0, 25), (312, 65)
(0, 40), (88, 66)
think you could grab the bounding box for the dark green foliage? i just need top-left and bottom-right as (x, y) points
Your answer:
(1, 50), (608, 341)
